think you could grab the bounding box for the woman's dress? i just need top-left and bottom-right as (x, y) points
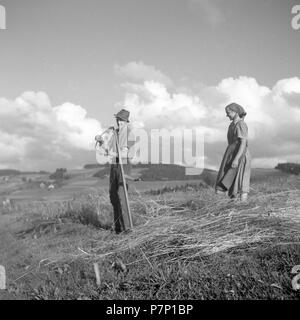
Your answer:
(215, 119), (251, 197)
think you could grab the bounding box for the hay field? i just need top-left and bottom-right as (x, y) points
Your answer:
(0, 168), (299, 300)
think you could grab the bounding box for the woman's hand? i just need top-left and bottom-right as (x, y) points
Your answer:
(231, 159), (239, 168)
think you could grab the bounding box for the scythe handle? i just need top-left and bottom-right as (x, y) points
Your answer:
(114, 130), (133, 229)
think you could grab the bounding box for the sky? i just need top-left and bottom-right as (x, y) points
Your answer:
(0, 0), (300, 171)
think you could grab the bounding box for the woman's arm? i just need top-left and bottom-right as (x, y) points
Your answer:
(232, 138), (247, 168)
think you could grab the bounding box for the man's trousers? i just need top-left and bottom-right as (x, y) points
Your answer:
(109, 162), (131, 233)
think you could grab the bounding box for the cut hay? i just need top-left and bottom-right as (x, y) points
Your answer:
(81, 189), (300, 265)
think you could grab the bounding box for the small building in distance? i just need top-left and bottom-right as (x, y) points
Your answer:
(40, 182), (46, 189)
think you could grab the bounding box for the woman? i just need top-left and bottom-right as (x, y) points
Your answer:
(215, 103), (251, 201)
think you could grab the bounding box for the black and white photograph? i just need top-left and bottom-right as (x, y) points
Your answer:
(0, 0), (300, 306)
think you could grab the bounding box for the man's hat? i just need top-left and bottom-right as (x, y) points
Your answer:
(114, 109), (130, 122)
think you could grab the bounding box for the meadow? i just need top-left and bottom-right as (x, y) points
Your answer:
(0, 168), (299, 300)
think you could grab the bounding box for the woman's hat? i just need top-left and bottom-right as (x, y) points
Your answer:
(114, 109), (130, 122)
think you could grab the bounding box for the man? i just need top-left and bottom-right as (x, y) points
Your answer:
(95, 109), (140, 233)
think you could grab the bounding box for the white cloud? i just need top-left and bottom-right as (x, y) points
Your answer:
(123, 80), (207, 130)
(54, 102), (102, 150)
(0, 92), (103, 171)
(2, 71), (300, 171)
(114, 61), (173, 87)
(118, 66), (300, 168)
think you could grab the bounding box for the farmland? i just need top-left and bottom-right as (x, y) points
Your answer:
(0, 167), (299, 300)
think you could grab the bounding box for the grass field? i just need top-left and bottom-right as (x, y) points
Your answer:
(0, 168), (299, 300)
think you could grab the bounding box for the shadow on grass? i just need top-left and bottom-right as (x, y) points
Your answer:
(62, 204), (113, 230)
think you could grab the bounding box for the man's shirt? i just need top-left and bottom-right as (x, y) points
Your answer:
(96, 123), (131, 164)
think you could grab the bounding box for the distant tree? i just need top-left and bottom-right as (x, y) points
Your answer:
(275, 163), (300, 175)
(83, 164), (103, 169)
(0, 169), (20, 177)
(49, 168), (69, 180)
